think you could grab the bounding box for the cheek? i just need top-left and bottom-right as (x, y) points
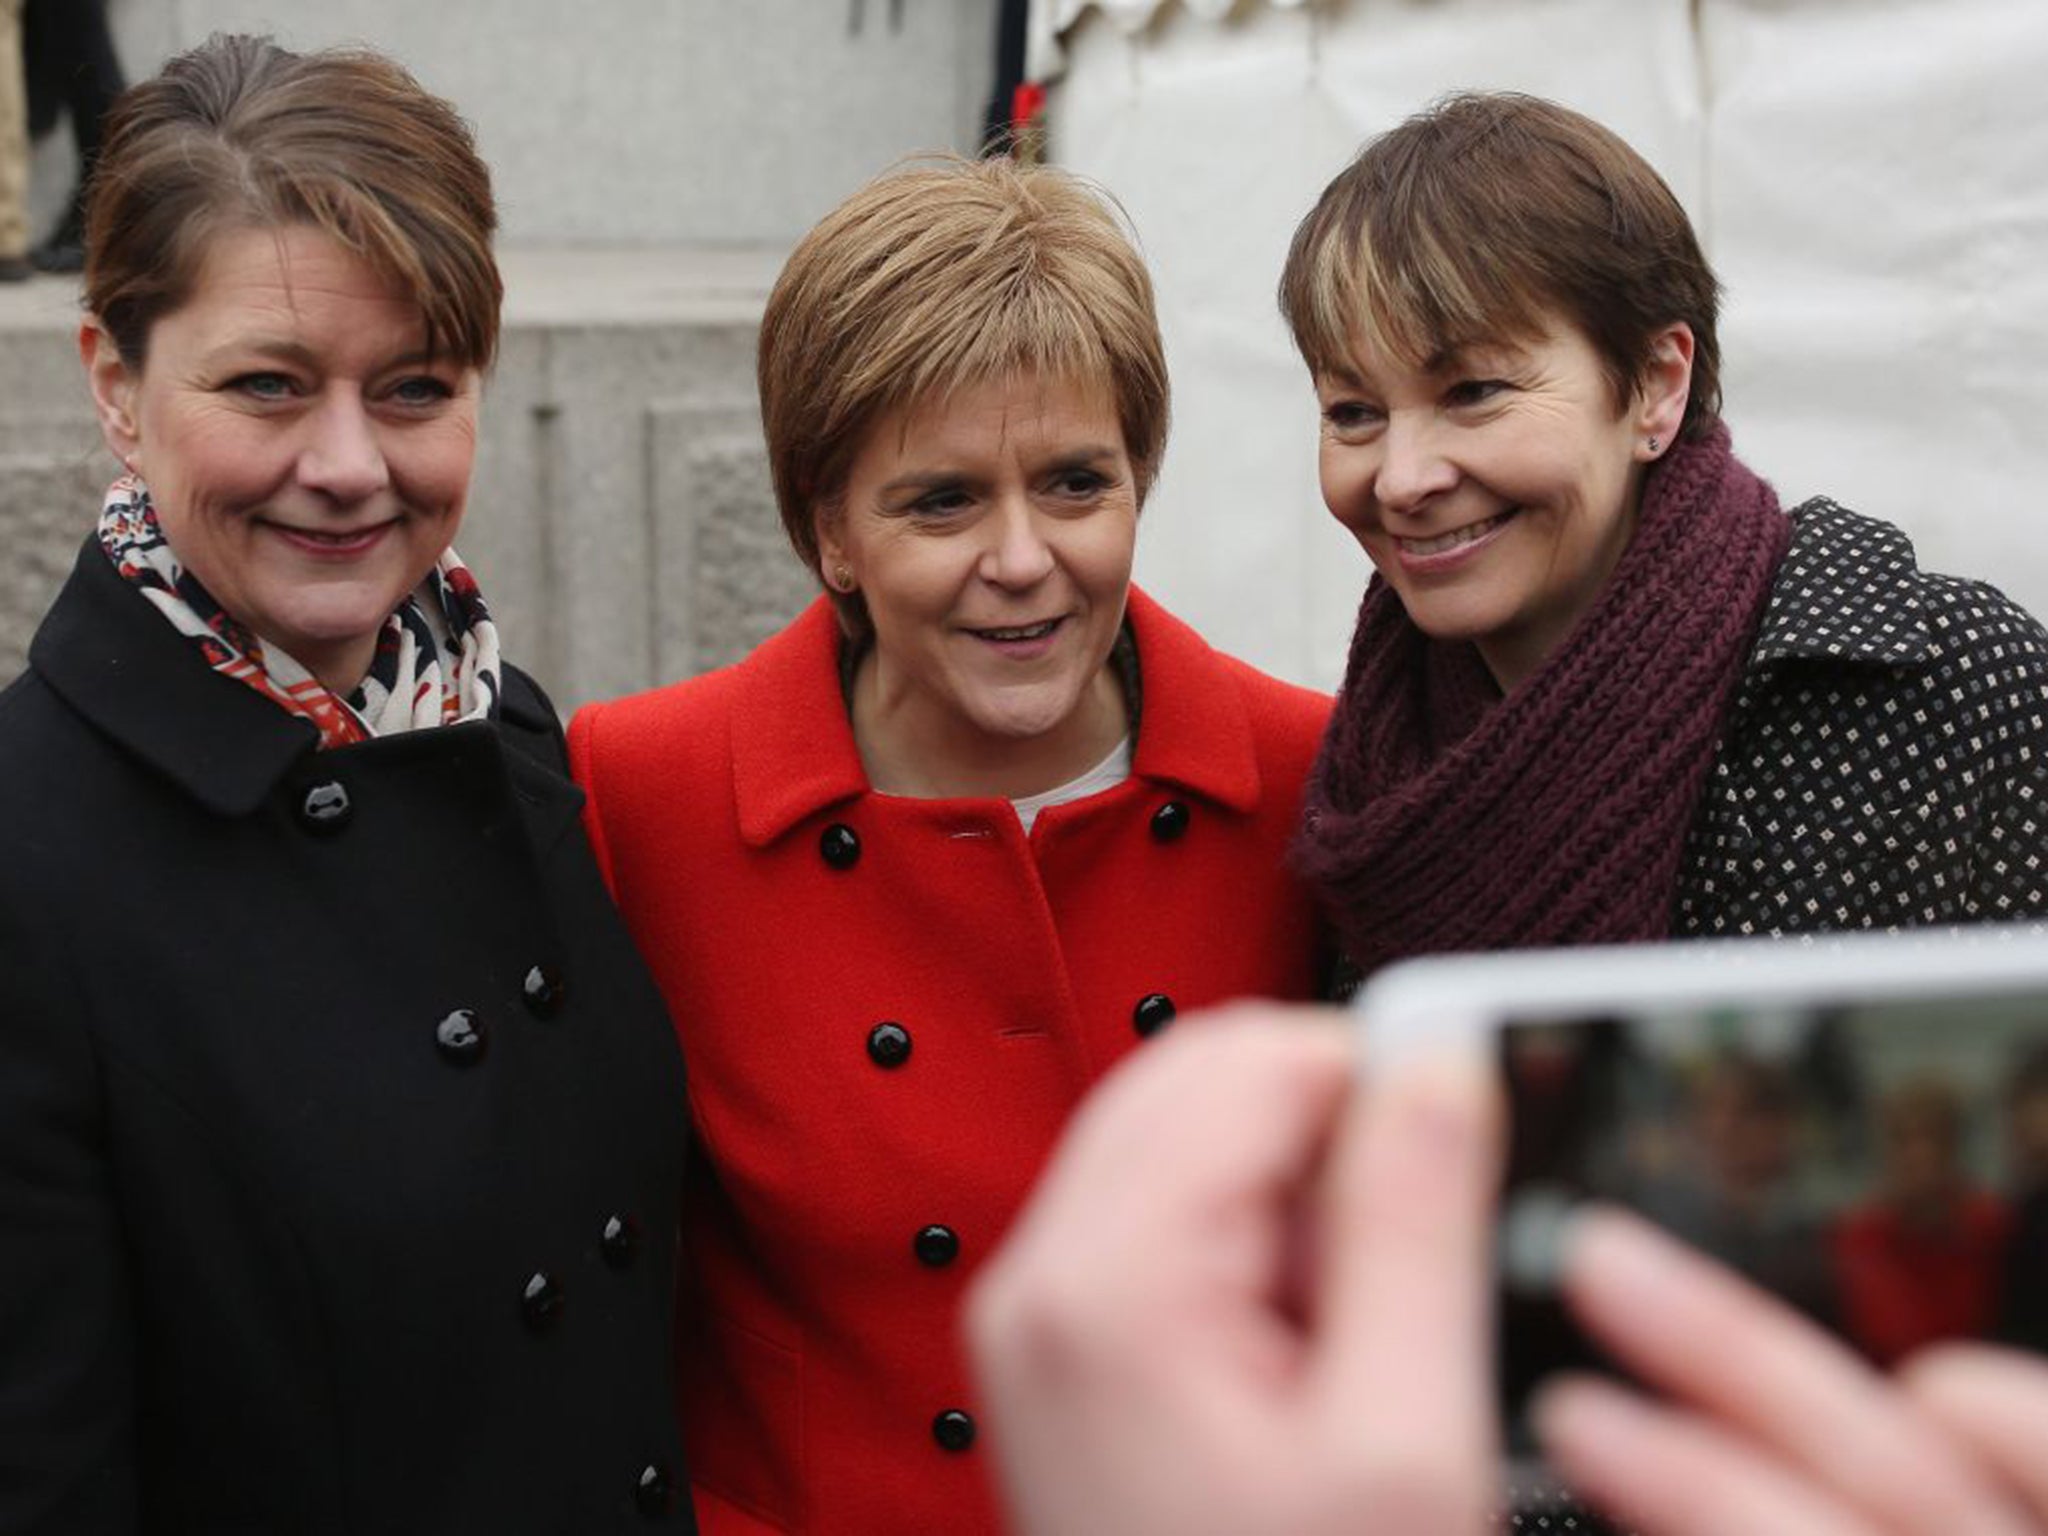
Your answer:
(1317, 446), (1372, 522)
(398, 421), (480, 510)
(144, 416), (278, 515)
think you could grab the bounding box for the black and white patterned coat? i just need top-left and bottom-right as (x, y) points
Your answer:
(1675, 497), (2048, 935)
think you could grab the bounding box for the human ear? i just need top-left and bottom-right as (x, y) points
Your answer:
(813, 502), (855, 593)
(80, 321), (143, 473)
(1634, 323), (1695, 460)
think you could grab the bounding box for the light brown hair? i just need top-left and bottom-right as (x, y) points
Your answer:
(84, 34), (501, 370)
(1278, 91), (1721, 439)
(757, 155), (1169, 633)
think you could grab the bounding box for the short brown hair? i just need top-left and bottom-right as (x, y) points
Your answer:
(758, 155), (1169, 632)
(84, 34), (501, 370)
(1279, 92), (1721, 439)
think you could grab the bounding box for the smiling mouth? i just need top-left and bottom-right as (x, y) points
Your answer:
(968, 618), (1063, 642)
(1395, 508), (1518, 557)
(266, 520), (396, 552)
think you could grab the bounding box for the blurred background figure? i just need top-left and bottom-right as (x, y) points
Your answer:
(2000, 1044), (2048, 1351)
(1836, 1074), (2012, 1366)
(1639, 1051), (1838, 1326)
(0, 0), (26, 281)
(20, 0), (125, 272)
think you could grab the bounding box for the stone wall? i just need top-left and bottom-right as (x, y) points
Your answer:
(28, 0), (1000, 248)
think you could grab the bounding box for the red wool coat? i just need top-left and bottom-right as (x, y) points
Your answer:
(570, 589), (1331, 1535)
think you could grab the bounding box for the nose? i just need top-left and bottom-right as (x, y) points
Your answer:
(978, 497), (1056, 589)
(296, 392), (390, 505)
(1372, 412), (1457, 517)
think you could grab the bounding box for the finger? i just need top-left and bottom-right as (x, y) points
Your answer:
(1902, 1344), (2048, 1522)
(1314, 1035), (1503, 1531)
(970, 1007), (1352, 1374)
(967, 1009), (1355, 1536)
(1562, 1208), (2033, 1536)
(1535, 1375), (1879, 1536)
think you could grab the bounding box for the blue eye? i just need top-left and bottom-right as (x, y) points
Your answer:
(231, 372), (295, 401)
(390, 375), (455, 406)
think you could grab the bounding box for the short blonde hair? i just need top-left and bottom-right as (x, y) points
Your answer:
(758, 155), (1169, 633)
(1279, 92), (1721, 439)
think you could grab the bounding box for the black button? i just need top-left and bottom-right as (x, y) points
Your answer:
(298, 779), (352, 832)
(820, 822), (861, 869)
(522, 963), (566, 1019)
(914, 1224), (959, 1267)
(521, 1270), (563, 1330)
(634, 1460), (673, 1517)
(1133, 993), (1177, 1037)
(932, 1408), (976, 1452)
(866, 1021), (912, 1069)
(435, 1009), (487, 1064)
(1149, 800), (1190, 842)
(601, 1213), (640, 1269)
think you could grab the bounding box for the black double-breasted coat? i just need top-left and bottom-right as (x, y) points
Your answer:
(0, 544), (694, 1533)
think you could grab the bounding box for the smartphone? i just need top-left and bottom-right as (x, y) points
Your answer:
(1356, 927), (2048, 1517)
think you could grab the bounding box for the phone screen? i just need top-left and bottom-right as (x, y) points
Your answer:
(1496, 988), (2048, 1454)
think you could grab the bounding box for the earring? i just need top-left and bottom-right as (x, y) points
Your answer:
(1645, 436), (1661, 455)
(830, 564), (855, 593)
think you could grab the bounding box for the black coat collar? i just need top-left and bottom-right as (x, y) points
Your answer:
(30, 539), (587, 846)
(31, 539), (320, 817)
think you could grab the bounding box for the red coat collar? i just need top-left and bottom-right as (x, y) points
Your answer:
(730, 587), (1264, 847)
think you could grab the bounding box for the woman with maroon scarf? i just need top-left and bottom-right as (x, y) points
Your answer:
(1280, 91), (2048, 979)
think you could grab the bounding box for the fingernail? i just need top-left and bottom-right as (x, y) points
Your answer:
(1559, 1204), (1690, 1296)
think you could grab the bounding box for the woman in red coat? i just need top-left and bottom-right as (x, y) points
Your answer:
(570, 156), (1330, 1534)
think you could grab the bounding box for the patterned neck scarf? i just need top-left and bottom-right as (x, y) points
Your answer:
(97, 477), (503, 750)
(1292, 421), (1791, 978)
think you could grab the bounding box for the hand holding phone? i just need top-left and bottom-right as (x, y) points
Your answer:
(972, 935), (2048, 1536)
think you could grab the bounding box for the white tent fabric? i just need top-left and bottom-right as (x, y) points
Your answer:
(1034, 0), (2048, 690)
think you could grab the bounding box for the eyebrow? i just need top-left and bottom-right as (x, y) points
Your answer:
(199, 338), (442, 372)
(878, 444), (1123, 497)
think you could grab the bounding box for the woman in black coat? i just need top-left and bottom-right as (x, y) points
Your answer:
(0, 37), (692, 1533)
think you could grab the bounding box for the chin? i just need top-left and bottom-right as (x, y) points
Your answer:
(964, 691), (1088, 745)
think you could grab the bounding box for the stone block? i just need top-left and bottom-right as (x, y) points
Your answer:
(0, 451), (113, 681)
(647, 400), (813, 688)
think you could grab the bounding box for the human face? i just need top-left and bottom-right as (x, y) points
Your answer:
(819, 375), (1138, 799)
(84, 224), (480, 692)
(1314, 313), (1689, 691)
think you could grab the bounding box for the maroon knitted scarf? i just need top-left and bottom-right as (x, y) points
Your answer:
(1295, 422), (1791, 977)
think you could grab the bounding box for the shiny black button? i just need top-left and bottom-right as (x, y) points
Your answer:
(820, 822), (862, 869)
(521, 1270), (563, 1330)
(435, 1008), (487, 1064)
(522, 963), (566, 1019)
(914, 1224), (959, 1267)
(298, 779), (352, 832)
(866, 1021), (912, 1069)
(932, 1408), (977, 1452)
(1133, 993), (1177, 1037)
(634, 1460), (673, 1518)
(601, 1213), (640, 1269)
(1149, 800), (1190, 843)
